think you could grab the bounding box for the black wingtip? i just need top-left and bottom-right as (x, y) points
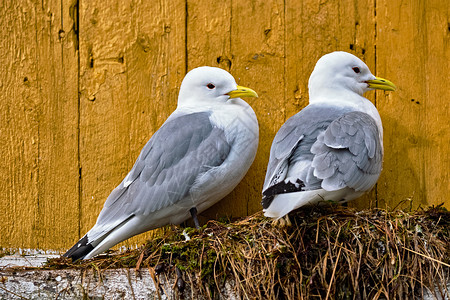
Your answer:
(262, 179), (306, 209)
(261, 195), (274, 210)
(62, 235), (94, 262)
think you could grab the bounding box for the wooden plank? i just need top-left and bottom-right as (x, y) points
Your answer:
(376, 0), (450, 209)
(0, 267), (241, 299)
(0, 1), (40, 249)
(78, 0), (186, 248)
(78, 0), (134, 239)
(121, 0), (187, 247)
(35, 0), (80, 249)
(186, 0), (232, 70)
(0, 0), (79, 250)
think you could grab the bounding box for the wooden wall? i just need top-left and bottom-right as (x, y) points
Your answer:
(1, 0), (448, 251)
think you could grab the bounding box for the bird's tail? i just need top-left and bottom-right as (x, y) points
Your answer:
(262, 179), (306, 209)
(62, 235), (94, 262)
(62, 214), (138, 261)
(263, 188), (361, 219)
(263, 190), (322, 219)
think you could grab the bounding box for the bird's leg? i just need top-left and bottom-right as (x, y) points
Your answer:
(284, 214), (292, 227)
(272, 215), (292, 227)
(273, 218), (280, 227)
(189, 207), (201, 229)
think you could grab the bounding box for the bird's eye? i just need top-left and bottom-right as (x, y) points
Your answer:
(352, 67), (361, 74)
(207, 83), (215, 89)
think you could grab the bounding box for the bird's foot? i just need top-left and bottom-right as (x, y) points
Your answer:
(272, 215), (292, 227)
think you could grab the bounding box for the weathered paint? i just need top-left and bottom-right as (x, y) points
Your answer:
(0, 0), (79, 250)
(0, 0), (448, 251)
(375, 0), (450, 209)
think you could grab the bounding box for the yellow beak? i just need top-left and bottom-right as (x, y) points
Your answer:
(366, 77), (397, 91)
(227, 85), (258, 99)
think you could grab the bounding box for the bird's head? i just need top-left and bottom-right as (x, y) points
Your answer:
(178, 66), (258, 107)
(308, 51), (396, 102)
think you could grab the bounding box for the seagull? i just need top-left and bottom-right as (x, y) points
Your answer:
(262, 51), (396, 224)
(64, 66), (259, 260)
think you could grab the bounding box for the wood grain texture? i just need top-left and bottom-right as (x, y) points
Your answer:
(376, 0), (450, 209)
(1, 0), (448, 251)
(186, 0), (232, 69)
(0, 0), (79, 249)
(35, 0), (80, 249)
(0, 0), (40, 249)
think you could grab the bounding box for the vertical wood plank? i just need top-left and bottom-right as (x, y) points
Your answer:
(422, 3), (450, 209)
(35, 0), (80, 249)
(78, 0), (186, 248)
(0, 0), (79, 250)
(0, 1), (41, 249)
(78, 0), (134, 238)
(186, 0), (232, 69)
(376, 0), (450, 209)
(119, 0), (186, 248)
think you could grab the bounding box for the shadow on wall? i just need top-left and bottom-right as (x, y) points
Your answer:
(377, 113), (430, 210)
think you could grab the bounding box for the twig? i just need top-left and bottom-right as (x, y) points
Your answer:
(325, 245), (342, 300)
(403, 247), (450, 268)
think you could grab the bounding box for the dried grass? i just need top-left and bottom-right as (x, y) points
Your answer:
(44, 205), (449, 299)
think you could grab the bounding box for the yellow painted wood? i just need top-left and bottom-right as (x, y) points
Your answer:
(0, 0), (448, 251)
(186, 0), (232, 69)
(226, 0), (287, 216)
(0, 0), (79, 250)
(0, 0), (39, 250)
(35, 0), (80, 249)
(376, 0), (450, 210)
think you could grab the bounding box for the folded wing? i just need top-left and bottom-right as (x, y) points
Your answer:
(64, 112), (231, 259)
(262, 106), (382, 209)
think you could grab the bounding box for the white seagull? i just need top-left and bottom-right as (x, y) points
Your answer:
(64, 66), (259, 260)
(262, 51), (396, 223)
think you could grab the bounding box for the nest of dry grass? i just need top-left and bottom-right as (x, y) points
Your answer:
(45, 205), (449, 299)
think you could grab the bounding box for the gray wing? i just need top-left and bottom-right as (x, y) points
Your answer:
(90, 111), (231, 239)
(311, 111), (382, 192)
(263, 104), (349, 191)
(262, 106), (381, 209)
